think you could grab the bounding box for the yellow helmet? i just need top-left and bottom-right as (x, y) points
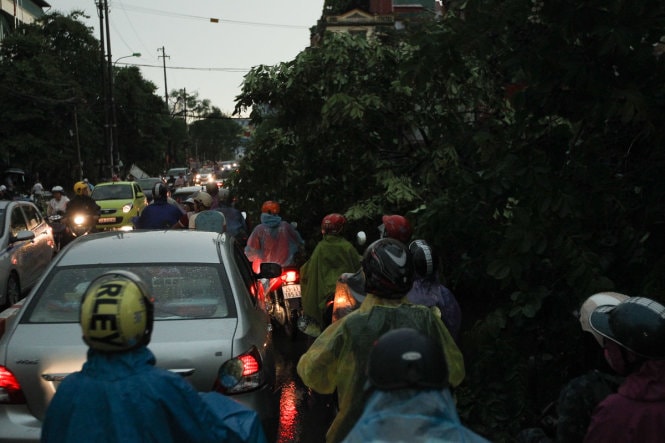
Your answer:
(73, 181), (88, 196)
(80, 270), (153, 352)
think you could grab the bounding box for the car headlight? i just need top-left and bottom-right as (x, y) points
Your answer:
(122, 203), (133, 213)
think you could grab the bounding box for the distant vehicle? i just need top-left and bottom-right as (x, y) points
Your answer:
(165, 167), (191, 186)
(137, 177), (165, 203)
(194, 168), (215, 185)
(172, 185), (205, 205)
(0, 200), (54, 309)
(91, 181), (147, 231)
(0, 230), (279, 441)
(1, 168), (28, 197)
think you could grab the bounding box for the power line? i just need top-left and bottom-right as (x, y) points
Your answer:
(118, 62), (250, 73)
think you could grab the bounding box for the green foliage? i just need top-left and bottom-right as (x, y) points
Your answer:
(236, 1), (665, 440)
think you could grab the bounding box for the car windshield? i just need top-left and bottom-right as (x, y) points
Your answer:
(91, 185), (133, 200)
(24, 264), (236, 323)
(167, 168), (186, 176)
(138, 179), (160, 190)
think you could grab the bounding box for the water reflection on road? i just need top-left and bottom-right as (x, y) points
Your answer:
(271, 332), (336, 443)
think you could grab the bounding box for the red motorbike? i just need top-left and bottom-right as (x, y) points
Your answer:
(265, 266), (302, 339)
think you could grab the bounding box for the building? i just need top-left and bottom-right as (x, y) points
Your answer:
(0, 0), (50, 43)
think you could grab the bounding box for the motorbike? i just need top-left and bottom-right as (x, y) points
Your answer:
(66, 212), (96, 239)
(47, 212), (68, 252)
(265, 266), (302, 339)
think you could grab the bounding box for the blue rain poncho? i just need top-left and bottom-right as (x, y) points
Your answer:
(245, 213), (304, 269)
(343, 389), (490, 443)
(41, 346), (266, 443)
(297, 295), (465, 443)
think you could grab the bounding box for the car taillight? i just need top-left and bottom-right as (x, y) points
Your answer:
(214, 346), (265, 395)
(282, 270), (299, 284)
(0, 366), (26, 404)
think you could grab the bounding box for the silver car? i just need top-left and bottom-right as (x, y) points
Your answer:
(0, 230), (277, 441)
(0, 200), (54, 309)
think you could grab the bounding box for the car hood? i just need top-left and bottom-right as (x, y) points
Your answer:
(5, 317), (237, 421)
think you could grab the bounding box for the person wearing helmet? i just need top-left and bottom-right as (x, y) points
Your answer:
(343, 328), (489, 443)
(297, 238), (465, 443)
(135, 182), (183, 229)
(216, 187), (248, 242)
(300, 213), (361, 336)
(185, 191), (225, 233)
(244, 200), (304, 273)
(41, 270), (268, 443)
(66, 181), (101, 228)
(47, 185), (70, 216)
(582, 296), (665, 442)
(378, 214), (413, 244)
(406, 239), (462, 342)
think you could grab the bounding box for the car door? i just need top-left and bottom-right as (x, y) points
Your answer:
(8, 203), (38, 289)
(19, 203), (53, 279)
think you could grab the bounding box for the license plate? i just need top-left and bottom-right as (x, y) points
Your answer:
(98, 217), (116, 224)
(283, 284), (301, 299)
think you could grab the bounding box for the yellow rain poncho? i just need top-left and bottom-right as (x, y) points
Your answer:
(297, 294), (465, 443)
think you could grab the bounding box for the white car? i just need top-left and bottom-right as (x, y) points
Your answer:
(0, 200), (54, 309)
(0, 230), (278, 441)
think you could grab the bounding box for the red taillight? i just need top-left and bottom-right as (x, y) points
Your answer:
(282, 270), (298, 284)
(238, 354), (260, 376)
(0, 366), (26, 404)
(215, 346), (265, 395)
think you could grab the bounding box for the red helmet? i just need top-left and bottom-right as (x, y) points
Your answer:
(380, 215), (413, 244)
(321, 213), (346, 235)
(261, 200), (280, 215)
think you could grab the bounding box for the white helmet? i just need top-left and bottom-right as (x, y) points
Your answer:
(51, 186), (64, 193)
(579, 292), (629, 345)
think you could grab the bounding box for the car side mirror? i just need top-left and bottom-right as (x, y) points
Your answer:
(257, 262), (281, 279)
(10, 230), (35, 243)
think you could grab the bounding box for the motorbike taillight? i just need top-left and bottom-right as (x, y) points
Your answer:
(281, 270), (299, 284)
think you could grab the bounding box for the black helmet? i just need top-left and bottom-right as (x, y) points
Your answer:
(206, 181), (219, 196)
(152, 182), (168, 201)
(362, 238), (414, 298)
(409, 239), (437, 278)
(589, 297), (665, 359)
(367, 328), (448, 390)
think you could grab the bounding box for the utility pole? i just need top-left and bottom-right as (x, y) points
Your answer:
(96, 0), (113, 179)
(103, 0), (118, 176)
(158, 47), (170, 109)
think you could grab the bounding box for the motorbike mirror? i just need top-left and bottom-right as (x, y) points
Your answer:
(258, 262), (282, 279)
(356, 231), (367, 246)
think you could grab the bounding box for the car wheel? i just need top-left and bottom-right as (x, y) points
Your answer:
(7, 273), (21, 306)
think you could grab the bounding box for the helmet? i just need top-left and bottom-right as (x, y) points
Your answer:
(194, 191), (213, 209)
(409, 239), (437, 278)
(261, 200), (280, 215)
(51, 185), (64, 193)
(205, 181), (219, 196)
(362, 238), (414, 298)
(579, 292), (629, 346)
(152, 182), (168, 201)
(367, 328), (448, 390)
(321, 213), (346, 235)
(380, 215), (413, 244)
(80, 270), (154, 352)
(589, 297), (665, 359)
(73, 181), (88, 196)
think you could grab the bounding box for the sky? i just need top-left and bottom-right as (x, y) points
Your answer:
(50, 1), (325, 116)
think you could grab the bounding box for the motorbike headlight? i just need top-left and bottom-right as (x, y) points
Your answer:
(73, 215), (85, 225)
(122, 203), (133, 213)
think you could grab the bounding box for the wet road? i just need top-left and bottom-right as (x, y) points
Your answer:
(268, 330), (336, 443)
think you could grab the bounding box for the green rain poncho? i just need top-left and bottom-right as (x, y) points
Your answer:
(300, 234), (361, 328)
(297, 295), (465, 443)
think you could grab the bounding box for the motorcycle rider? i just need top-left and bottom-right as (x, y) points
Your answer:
(135, 182), (183, 229)
(41, 270), (267, 443)
(47, 185), (70, 216)
(245, 200), (304, 274)
(406, 239), (462, 342)
(65, 181), (101, 230)
(343, 328), (489, 443)
(300, 213), (361, 337)
(583, 296), (665, 442)
(188, 191), (226, 233)
(297, 238), (465, 443)
(217, 187), (248, 242)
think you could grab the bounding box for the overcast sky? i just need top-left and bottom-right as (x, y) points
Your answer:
(50, 1), (325, 116)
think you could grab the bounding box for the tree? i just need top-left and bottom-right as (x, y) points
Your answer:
(188, 108), (242, 162)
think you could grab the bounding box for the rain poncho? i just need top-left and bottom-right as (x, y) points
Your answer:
(584, 359), (665, 442)
(297, 295), (465, 443)
(300, 234), (361, 328)
(245, 213), (304, 270)
(407, 276), (462, 342)
(41, 346), (266, 443)
(343, 388), (490, 443)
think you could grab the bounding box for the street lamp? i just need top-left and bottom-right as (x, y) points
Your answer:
(114, 52), (141, 66)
